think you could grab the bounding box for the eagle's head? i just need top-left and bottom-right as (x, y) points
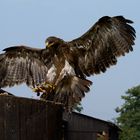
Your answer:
(45, 36), (64, 49)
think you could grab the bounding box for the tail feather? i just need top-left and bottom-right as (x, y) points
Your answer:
(54, 76), (92, 111)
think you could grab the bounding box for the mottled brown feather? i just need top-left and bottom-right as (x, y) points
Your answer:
(0, 46), (49, 88)
(69, 16), (136, 75)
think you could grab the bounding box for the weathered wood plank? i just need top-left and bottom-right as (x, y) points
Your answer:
(0, 97), (5, 140)
(0, 95), (63, 140)
(4, 96), (20, 140)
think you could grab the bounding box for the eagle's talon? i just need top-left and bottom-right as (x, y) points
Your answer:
(32, 86), (44, 93)
(42, 82), (56, 91)
(32, 82), (55, 97)
(43, 82), (55, 88)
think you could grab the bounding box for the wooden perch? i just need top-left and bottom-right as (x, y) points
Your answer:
(0, 95), (63, 140)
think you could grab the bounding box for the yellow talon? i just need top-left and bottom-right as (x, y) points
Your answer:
(42, 82), (56, 90)
(32, 86), (44, 92)
(38, 87), (44, 92)
(32, 82), (56, 96)
(32, 88), (37, 92)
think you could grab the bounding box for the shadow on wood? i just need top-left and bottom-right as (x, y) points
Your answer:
(0, 95), (63, 140)
(63, 112), (120, 140)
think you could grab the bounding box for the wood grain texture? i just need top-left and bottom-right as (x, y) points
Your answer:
(0, 95), (63, 140)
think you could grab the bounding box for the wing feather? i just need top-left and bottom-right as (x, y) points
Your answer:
(0, 46), (49, 88)
(68, 16), (136, 75)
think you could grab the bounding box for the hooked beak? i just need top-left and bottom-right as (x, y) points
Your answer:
(46, 42), (55, 48)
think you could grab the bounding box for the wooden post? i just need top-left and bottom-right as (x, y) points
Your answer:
(0, 95), (63, 140)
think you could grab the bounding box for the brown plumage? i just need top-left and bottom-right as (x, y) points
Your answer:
(0, 16), (136, 110)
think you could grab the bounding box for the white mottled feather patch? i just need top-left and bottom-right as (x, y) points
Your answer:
(60, 60), (75, 77)
(78, 45), (84, 49)
(46, 64), (57, 82)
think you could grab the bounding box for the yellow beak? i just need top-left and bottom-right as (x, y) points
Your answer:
(46, 42), (55, 48)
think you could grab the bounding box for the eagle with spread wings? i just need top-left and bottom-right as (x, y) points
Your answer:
(0, 16), (136, 110)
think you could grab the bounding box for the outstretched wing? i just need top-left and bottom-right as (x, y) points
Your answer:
(68, 16), (136, 76)
(0, 46), (49, 88)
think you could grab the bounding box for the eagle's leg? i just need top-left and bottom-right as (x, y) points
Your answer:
(40, 82), (56, 102)
(40, 82), (56, 92)
(32, 82), (56, 96)
(35, 82), (64, 106)
(32, 86), (44, 96)
(43, 81), (56, 90)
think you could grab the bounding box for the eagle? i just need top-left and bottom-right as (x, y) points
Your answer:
(0, 16), (136, 111)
